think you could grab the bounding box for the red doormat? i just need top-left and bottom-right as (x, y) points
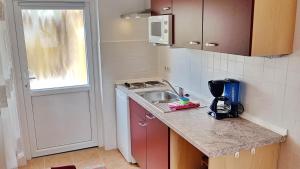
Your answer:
(51, 165), (106, 169)
(51, 166), (76, 169)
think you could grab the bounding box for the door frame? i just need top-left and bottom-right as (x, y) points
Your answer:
(5, 0), (104, 162)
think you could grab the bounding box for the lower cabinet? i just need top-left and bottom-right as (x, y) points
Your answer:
(130, 99), (169, 169)
(130, 99), (147, 169)
(130, 99), (280, 169)
(170, 130), (208, 169)
(170, 130), (280, 169)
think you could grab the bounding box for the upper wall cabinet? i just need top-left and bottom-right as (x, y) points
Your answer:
(172, 0), (203, 50)
(250, 0), (297, 56)
(203, 0), (297, 56)
(203, 0), (253, 55)
(162, 0), (297, 56)
(151, 0), (173, 15)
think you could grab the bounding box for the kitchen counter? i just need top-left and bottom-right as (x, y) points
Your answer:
(117, 85), (284, 158)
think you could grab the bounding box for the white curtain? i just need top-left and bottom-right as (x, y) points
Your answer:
(1, 107), (20, 169)
(0, 15), (22, 169)
(0, 112), (6, 169)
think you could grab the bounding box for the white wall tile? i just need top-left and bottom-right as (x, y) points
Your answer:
(101, 41), (158, 148)
(158, 10), (300, 165)
(98, 0), (159, 149)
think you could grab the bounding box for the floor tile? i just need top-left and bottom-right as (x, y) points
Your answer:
(19, 148), (140, 169)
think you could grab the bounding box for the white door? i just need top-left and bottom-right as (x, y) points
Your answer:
(13, 1), (98, 157)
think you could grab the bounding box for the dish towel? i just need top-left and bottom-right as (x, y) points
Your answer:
(168, 102), (200, 111)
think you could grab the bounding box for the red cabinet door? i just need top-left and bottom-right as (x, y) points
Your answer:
(146, 113), (169, 169)
(151, 0), (172, 15)
(130, 99), (147, 169)
(173, 0), (203, 49)
(203, 0), (254, 55)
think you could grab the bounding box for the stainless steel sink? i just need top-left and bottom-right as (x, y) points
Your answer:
(138, 90), (179, 104)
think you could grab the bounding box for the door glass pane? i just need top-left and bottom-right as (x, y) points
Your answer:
(21, 9), (88, 90)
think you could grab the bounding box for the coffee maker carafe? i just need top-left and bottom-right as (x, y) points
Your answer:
(208, 79), (244, 120)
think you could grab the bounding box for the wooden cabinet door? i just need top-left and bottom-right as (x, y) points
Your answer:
(151, 0), (172, 15)
(203, 0), (254, 55)
(146, 113), (169, 169)
(173, 0), (203, 49)
(130, 99), (147, 169)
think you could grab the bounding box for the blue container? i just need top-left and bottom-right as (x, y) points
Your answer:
(224, 79), (240, 105)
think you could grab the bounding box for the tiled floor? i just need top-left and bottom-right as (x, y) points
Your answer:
(19, 148), (140, 169)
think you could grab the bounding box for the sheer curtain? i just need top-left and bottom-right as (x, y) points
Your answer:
(0, 11), (22, 169)
(0, 119), (6, 169)
(0, 87), (7, 169)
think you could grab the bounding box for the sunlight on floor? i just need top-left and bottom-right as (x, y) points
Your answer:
(19, 148), (140, 169)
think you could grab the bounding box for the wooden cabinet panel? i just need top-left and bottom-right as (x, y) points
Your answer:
(203, 0), (254, 55)
(170, 130), (205, 169)
(146, 113), (169, 169)
(130, 99), (147, 169)
(173, 0), (203, 49)
(151, 0), (172, 15)
(209, 144), (280, 169)
(251, 0), (297, 56)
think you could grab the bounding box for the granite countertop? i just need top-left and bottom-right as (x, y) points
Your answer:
(117, 85), (285, 158)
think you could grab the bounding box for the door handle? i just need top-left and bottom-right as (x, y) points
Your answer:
(146, 114), (156, 120)
(25, 76), (37, 88)
(189, 41), (201, 45)
(205, 43), (219, 47)
(28, 76), (37, 80)
(162, 7), (171, 11)
(25, 83), (29, 88)
(138, 121), (148, 127)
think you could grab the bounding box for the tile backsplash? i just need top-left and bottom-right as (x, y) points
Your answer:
(158, 44), (300, 168)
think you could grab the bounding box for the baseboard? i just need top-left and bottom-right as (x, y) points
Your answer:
(104, 144), (117, 151)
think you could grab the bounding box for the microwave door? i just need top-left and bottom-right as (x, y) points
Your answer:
(149, 21), (164, 43)
(148, 15), (172, 45)
(151, 22), (162, 37)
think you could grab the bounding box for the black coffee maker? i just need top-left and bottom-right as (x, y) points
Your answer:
(208, 79), (244, 120)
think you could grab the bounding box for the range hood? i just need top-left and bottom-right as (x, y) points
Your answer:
(120, 9), (151, 19)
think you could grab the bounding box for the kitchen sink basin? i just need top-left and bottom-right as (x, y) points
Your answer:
(138, 90), (179, 104)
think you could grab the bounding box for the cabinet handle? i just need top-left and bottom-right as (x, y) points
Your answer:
(146, 114), (156, 120)
(189, 41), (201, 45)
(205, 43), (219, 47)
(138, 121), (148, 127)
(162, 7), (171, 11)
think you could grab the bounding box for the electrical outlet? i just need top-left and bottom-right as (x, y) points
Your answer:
(164, 66), (170, 72)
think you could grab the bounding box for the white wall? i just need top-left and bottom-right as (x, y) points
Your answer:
(158, 2), (300, 169)
(98, 0), (158, 149)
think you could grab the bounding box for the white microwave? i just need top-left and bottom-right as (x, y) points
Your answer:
(148, 15), (173, 45)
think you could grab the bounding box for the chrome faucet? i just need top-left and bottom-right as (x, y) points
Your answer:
(162, 80), (184, 98)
